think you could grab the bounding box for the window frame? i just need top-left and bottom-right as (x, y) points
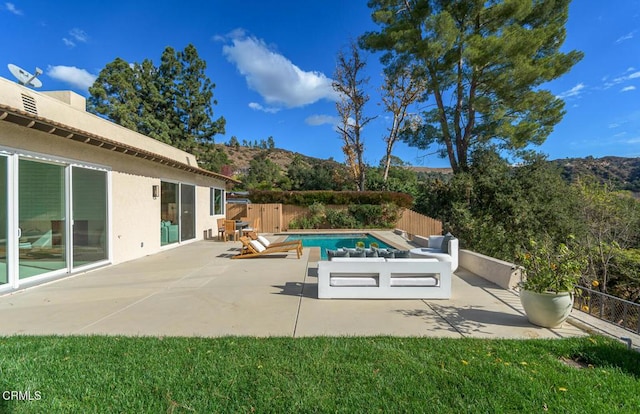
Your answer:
(210, 187), (225, 216)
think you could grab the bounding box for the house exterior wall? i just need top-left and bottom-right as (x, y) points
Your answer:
(1, 120), (226, 265)
(0, 79), (231, 274)
(0, 77), (198, 166)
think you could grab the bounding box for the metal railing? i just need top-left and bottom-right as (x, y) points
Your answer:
(574, 285), (640, 334)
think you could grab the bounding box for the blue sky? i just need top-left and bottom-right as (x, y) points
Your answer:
(2, 1), (640, 168)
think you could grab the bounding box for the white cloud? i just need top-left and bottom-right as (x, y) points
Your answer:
(616, 31), (635, 43)
(305, 114), (340, 126)
(604, 70), (640, 89)
(222, 29), (339, 109)
(556, 83), (585, 99)
(69, 28), (88, 43)
(621, 85), (636, 92)
(4, 2), (22, 15)
(248, 102), (280, 114)
(46, 65), (97, 90)
(63, 28), (88, 48)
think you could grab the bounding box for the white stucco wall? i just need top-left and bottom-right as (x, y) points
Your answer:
(1, 108), (228, 266)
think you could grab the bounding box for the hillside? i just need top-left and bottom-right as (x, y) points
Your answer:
(552, 156), (640, 193)
(216, 144), (342, 174)
(214, 143), (640, 194)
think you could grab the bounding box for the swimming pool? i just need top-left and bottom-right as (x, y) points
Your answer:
(284, 233), (392, 260)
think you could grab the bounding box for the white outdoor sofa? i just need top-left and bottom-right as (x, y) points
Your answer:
(317, 257), (451, 299)
(410, 234), (459, 272)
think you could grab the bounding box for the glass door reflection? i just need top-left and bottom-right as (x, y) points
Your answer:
(0, 156), (7, 285)
(18, 159), (66, 279)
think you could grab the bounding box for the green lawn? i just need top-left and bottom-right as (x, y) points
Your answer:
(0, 335), (638, 413)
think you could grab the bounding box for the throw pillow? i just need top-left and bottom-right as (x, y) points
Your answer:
(377, 249), (395, 258)
(349, 249), (366, 258)
(365, 248), (378, 258)
(441, 232), (454, 254)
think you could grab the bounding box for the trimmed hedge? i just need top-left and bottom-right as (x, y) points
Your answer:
(248, 190), (413, 208)
(289, 203), (402, 230)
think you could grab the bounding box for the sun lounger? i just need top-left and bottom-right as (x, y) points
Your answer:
(232, 236), (302, 259)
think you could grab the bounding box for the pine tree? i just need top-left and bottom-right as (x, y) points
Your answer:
(88, 44), (225, 152)
(362, 0), (583, 172)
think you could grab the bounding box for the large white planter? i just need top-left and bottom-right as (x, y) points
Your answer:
(519, 289), (574, 328)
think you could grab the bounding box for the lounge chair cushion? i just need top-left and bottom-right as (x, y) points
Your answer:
(250, 240), (266, 253)
(257, 235), (272, 247)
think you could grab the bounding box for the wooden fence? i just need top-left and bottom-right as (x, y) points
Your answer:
(227, 203), (442, 238)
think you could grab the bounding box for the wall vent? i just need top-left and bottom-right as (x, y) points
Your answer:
(21, 94), (38, 115)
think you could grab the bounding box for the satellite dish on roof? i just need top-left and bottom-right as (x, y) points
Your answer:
(8, 63), (43, 88)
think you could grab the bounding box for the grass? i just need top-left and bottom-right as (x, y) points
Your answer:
(0, 335), (638, 413)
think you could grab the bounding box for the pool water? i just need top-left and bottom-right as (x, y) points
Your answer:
(284, 233), (392, 260)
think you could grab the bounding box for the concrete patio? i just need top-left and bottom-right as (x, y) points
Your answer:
(0, 233), (637, 347)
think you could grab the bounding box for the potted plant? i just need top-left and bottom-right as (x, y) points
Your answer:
(516, 235), (586, 328)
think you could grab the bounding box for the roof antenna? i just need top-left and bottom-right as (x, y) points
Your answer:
(7, 63), (43, 88)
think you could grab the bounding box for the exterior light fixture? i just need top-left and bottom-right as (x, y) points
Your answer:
(152, 185), (159, 199)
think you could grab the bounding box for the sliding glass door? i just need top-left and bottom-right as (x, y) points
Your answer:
(180, 184), (195, 241)
(72, 167), (108, 267)
(0, 152), (110, 290)
(0, 156), (7, 286)
(161, 182), (179, 246)
(160, 181), (196, 245)
(18, 159), (67, 279)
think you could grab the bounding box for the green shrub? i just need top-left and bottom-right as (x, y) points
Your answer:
(598, 248), (640, 302)
(248, 190), (413, 208)
(325, 208), (358, 228)
(289, 216), (316, 229)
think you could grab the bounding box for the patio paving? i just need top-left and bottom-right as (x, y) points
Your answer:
(0, 233), (633, 346)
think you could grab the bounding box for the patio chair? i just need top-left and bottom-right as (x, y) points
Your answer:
(232, 236), (302, 259)
(217, 218), (226, 241)
(224, 220), (240, 242)
(240, 217), (260, 235)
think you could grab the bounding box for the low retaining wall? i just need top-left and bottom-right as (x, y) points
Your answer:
(411, 235), (429, 247)
(459, 249), (522, 290)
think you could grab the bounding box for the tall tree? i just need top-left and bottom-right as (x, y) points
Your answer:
(380, 63), (426, 183)
(88, 44), (225, 152)
(576, 180), (640, 293)
(362, 0), (583, 173)
(333, 42), (375, 191)
(88, 58), (141, 131)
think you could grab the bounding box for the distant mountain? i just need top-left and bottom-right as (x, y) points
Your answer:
(552, 156), (640, 193)
(215, 144), (640, 194)
(215, 144), (342, 174)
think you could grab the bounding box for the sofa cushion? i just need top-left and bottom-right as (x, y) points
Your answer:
(376, 249), (395, 258)
(364, 248), (378, 258)
(327, 249), (349, 260)
(330, 276), (378, 287)
(441, 233), (454, 253)
(345, 248), (365, 258)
